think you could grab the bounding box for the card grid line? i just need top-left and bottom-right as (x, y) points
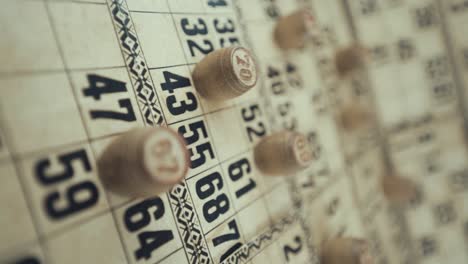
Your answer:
(161, 0), (223, 262)
(3, 145), (283, 255)
(346, 0), (466, 262)
(222, 0), (299, 259)
(104, 0), (212, 263)
(435, 0), (468, 133)
(43, 1), (133, 263)
(161, 0), (293, 261)
(1, 139), (47, 261)
(303, 2), (406, 262)
(344, 3), (421, 261)
(4, 0), (468, 264)
(0, 0), (115, 261)
(231, 1), (331, 262)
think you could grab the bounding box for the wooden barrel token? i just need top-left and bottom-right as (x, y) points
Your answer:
(98, 127), (189, 198)
(274, 9), (315, 50)
(382, 175), (418, 205)
(192, 46), (258, 100)
(254, 131), (313, 176)
(322, 238), (374, 264)
(340, 106), (371, 131)
(335, 44), (368, 77)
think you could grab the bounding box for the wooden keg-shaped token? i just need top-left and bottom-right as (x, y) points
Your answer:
(192, 46), (258, 100)
(340, 106), (371, 131)
(254, 131), (313, 176)
(382, 175), (418, 205)
(98, 127), (189, 198)
(322, 238), (374, 264)
(335, 44), (368, 77)
(274, 10), (315, 50)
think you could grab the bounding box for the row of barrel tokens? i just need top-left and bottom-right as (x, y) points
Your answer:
(98, 9), (414, 264)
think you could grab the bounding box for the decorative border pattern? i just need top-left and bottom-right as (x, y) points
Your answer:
(231, 0), (319, 263)
(169, 181), (212, 264)
(107, 1), (211, 263)
(107, 0), (165, 126)
(221, 213), (298, 264)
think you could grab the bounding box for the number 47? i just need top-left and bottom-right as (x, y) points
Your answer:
(83, 74), (137, 122)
